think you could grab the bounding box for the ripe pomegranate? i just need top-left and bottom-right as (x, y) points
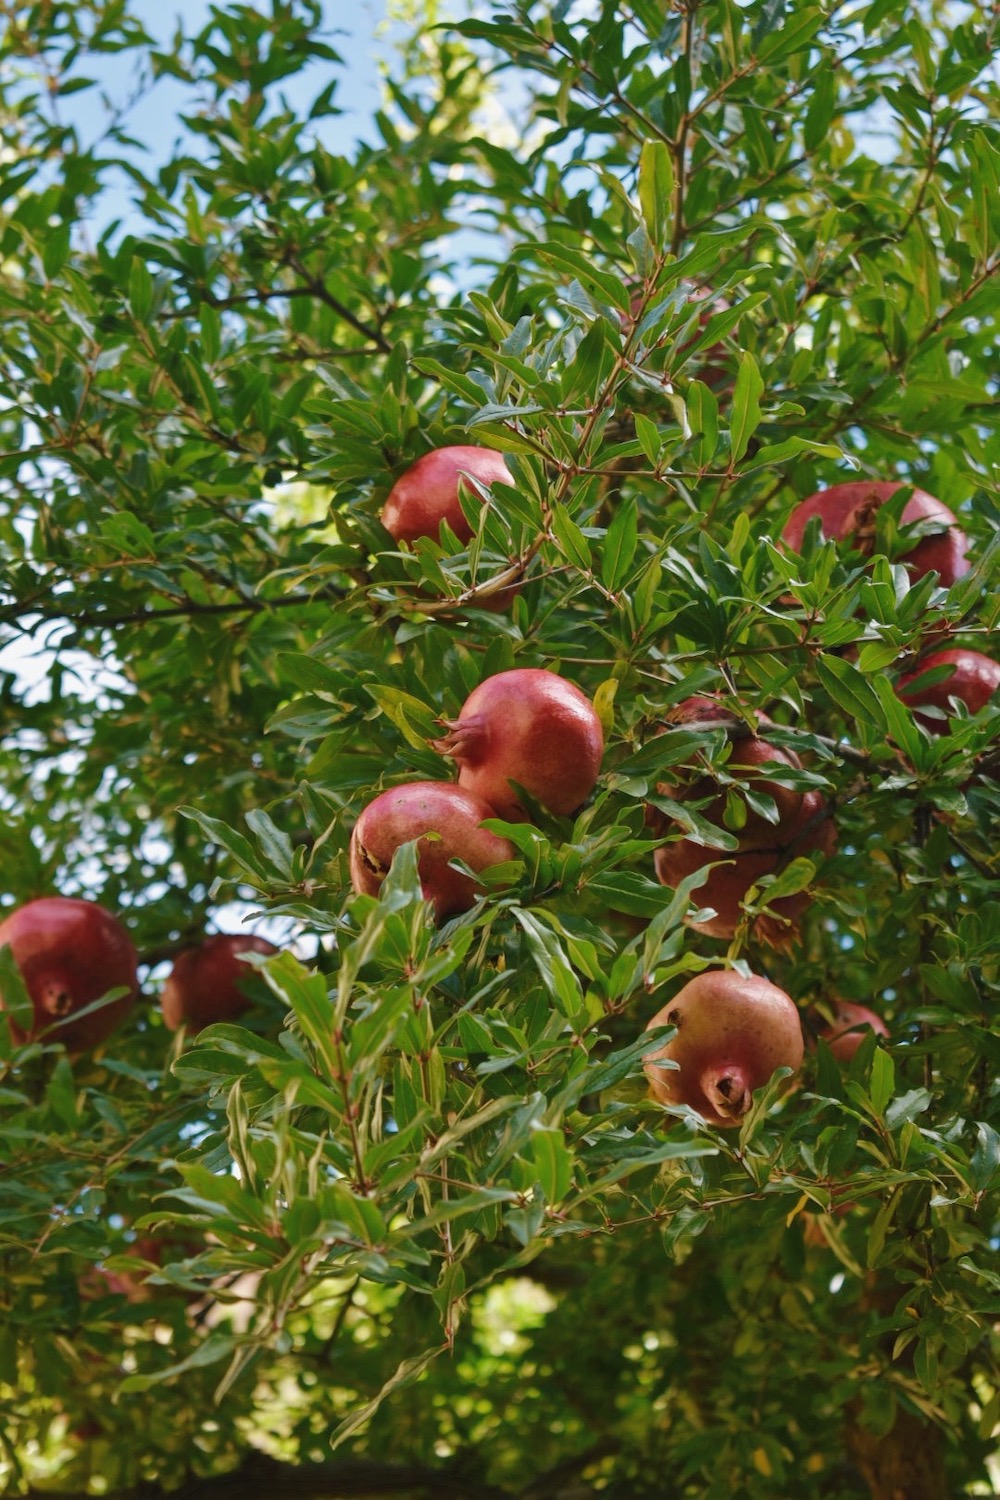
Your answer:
(816, 1000), (888, 1063)
(350, 781), (515, 921)
(644, 969), (804, 1128)
(161, 934), (279, 1034)
(663, 694), (744, 728)
(81, 1232), (201, 1304)
(781, 480), (969, 587)
(434, 668), (604, 822)
(0, 896), (138, 1051)
(651, 702), (835, 945)
(896, 648), (1000, 724)
(381, 446), (512, 546)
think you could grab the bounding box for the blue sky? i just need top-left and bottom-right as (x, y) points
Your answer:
(60, 0), (393, 236)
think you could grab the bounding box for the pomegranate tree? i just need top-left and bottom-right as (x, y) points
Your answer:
(381, 445), (512, 545)
(781, 479), (969, 587)
(644, 969), (804, 1128)
(651, 702), (835, 944)
(896, 648), (1000, 724)
(0, 896), (138, 1052)
(350, 781), (515, 922)
(434, 668), (604, 822)
(161, 934), (279, 1034)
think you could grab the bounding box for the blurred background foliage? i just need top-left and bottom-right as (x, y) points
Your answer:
(0, 0), (998, 1495)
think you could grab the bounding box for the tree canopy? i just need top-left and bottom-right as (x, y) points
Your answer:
(0, 1), (998, 1497)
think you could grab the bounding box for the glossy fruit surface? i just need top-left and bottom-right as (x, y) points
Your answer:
(816, 1000), (888, 1063)
(0, 896), (138, 1051)
(896, 648), (1000, 723)
(644, 969), (804, 1128)
(434, 668), (604, 822)
(781, 480), (969, 586)
(350, 781), (515, 921)
(161, 934), (278, 1033)
(381, 446), (512, 545)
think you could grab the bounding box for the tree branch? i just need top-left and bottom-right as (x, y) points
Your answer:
(26, 1453), (512, 1500)
(0, 587), (347, 632)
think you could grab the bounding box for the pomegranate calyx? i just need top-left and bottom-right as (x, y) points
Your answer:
(39, 974), (75, 1017)
(432, 715), (488, 767)
(703, 1065), (754, 1120)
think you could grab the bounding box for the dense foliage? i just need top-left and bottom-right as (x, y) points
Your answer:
(0, 1), (998, 1496)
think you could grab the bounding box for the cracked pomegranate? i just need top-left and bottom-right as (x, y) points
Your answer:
(350, 781), (515, 921)
(0, 896), (138, 1051)
(161, 934), (279, 1034)
(644, 969), (804, 1128)
(434, 668), (604, 822)
(781, 479), (969, 586)
(381, 445), (512, 546)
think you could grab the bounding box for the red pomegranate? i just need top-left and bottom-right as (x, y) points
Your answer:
(663, 694), (745, 727)
(381, 446), (512, 546)
(434, 668), (604, 822)
(816, 1000), (888, 1063)
(896, 648), (1000, 724)
(781, 480), (969, 587)
(350, 781), (515, 921)
(644, 969), (804, 1128)
(0, 897), (138, 1052)
(161, 934), (279, 1033)
(81, 1232), (201, 1304)
(651, 703), (835, 945)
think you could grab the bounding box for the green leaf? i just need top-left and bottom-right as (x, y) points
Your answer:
(756, 6), (823, 60)
(637, 139), (674, 250)
(803, 65), (836, 151)
(257, 951), (340, 1081)
(364, 685), (441, 751)
(245, 808), (295, 882)
(531, 243), (630, 311)
(330, 1347), (444, 1450)
(177, 808), (268, 882)
(634, 412), (661, 466)
(513, 908), (583, 1014)
(118, 1333), (238, 1394)
(744, 436), (844, 471)
(550, 506), (592, 571)
(530, 1128), (574, 1203)
(687, 380), (719, 468)
(814, 657), (888, 731)
(869, 1047), (895, 1118)
(0, 945), (33, 1038)
(729, 351), (764, 463)
(601, 497), (638, 591)
(586, 870), (683, 918)
(128, 256), (153, 321)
